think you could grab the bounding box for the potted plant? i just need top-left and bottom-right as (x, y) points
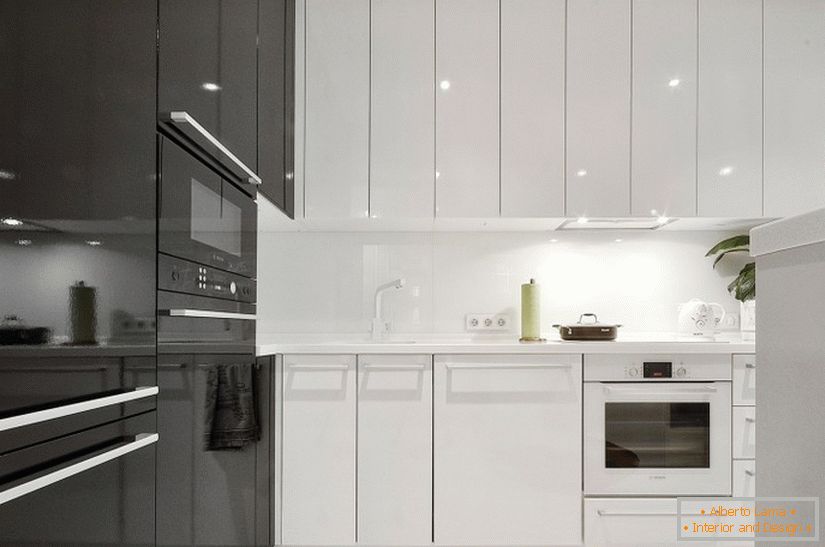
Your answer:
(706, 234), (755, 335)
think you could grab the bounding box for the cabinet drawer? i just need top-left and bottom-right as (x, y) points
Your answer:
(733, 460), (756, 498)
(733, 355), (756, 405)
(585, 498), (720, 546)
(733, 407), (756, 459)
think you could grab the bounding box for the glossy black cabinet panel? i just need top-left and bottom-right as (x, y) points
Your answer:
(0, 0), (157, 349)
(157, 354), (271, 546)
(0, 412), (156, 546)
(159, 0), (259, 171)
(258, 0), (296, 217)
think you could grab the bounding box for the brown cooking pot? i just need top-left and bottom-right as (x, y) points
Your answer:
(552, 313), (621, 341)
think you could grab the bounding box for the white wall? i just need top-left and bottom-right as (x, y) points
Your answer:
(257, 222), (748, 337)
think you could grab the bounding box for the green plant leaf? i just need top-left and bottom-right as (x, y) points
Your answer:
(712, 248), (749, 269)
(706, 235), (750, 257)
(727, 262), (756, 302)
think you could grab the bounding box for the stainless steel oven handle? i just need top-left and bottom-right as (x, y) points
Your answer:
(164, 111), (262, 185)
(602, 385), (718, 395)
(0, 386), (159, 433)
(161, 309), (257, 321)
(0, 433), (158, 506)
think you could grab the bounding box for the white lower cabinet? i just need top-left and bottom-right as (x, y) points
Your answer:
(585, 498), (723, 546)
(733, 460), (756, 498)
(357, 354), (433, 545)
(282, 355), (357, 545)
(434, 354), (582, 546)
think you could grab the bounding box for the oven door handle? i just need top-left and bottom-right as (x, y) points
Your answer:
(161, 111), (262, 185)
(596, 510), (704, 517)
(0, 386), (159, 433)
(0, 433), (158, 506)
(161, 309), (257, 321)
(602, 385), (718, 395)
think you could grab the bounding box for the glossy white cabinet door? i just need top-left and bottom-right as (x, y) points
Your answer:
(764, 0), (825, 218)
(584, 498), (723, 546)
(434, 354), (582, 546)
(370, 0), (435, 219)
(733, 406), (756, 459)
(500, 0), (565, 217)
(282, 355), (356, 545)
(435, 0), (499, 217)
(732, 354), (756, 406)
(697, 0), (763, 218)
(357, 355), (432, 545)
(566, 0), (631, 217)
(304, 0), (369, 219)
(733, 460), (756, 498)
(632, 0), (697, 218)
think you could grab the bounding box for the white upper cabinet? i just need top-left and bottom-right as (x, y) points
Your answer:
(500, 0), (565, 218)
(370, 0), (435, 219)
(698, 0), (763, 218)
(566, 0), (632, 218)
(304, 0), (369, 219)
(435, 0), (500, 217)
(631, 0), (697, 218)
(764, 0), (825, 218)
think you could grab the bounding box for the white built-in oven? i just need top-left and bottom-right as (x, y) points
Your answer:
(584, 354), (732, 496)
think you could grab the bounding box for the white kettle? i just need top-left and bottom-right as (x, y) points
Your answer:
(678, 299), (726, 338)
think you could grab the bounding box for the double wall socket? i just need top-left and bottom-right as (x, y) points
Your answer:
(465, 314), (511, 331)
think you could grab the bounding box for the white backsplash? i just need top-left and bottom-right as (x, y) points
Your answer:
(257, 220), (748, 337)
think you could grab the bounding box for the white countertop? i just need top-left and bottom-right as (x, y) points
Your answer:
(751, 207), (825, 256)
(257, 332), (755, 356)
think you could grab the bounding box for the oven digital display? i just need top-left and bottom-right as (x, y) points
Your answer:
(643, 362), (672, 378)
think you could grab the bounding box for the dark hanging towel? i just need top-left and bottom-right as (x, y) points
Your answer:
(204, 363), (260, 451)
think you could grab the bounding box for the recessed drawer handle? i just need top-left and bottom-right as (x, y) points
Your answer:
(286, 364), (349, 371)
(596, 510), (703, 517)
(160, 309), (257, 321)
(745, 469), (755, 477)
(162, 111), (262, 185)
(745, 417), (756, 423)
(745, 363), (756, 369)
(362, 364), (426, 371)
(445, 363), (572, 370)
(0, 386), (159, 433)
(0, 433), (158, 506)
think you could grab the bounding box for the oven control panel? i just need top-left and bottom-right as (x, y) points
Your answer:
(625, 362), (690, 379)
(583, 353), (732, 382)
(158, 253), (256, 303)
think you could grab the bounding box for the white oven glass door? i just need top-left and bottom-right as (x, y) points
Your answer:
(584, 382), (731, 496)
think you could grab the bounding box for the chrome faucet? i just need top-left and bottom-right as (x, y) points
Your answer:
(371, 278), (406, 340)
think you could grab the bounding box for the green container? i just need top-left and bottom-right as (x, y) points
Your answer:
(520, 279), (542, 341)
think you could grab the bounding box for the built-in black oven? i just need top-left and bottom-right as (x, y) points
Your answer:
(158, 134), (257, 278)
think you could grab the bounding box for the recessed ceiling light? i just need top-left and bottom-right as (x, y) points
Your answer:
(656, 216), (670, 225)
(549, 238), (559, 243)
(576, 169), (588, 177)
(439, 80), (451, 91)
(85, 240), (103, 247)
(719, 166), (734, 176)
(577, 216), (589, 224)
(668, 78), (681, 87)
(614, 238), (623, 243)
(2, 217), (23, 226)
(15, 239), (32, 246)
(201, 82), (222, 92)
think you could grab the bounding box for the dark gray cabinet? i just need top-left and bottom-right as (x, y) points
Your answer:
(258, 0), (296, 217)
(158, 0), (259, 170)
(157, 355), (272, 546)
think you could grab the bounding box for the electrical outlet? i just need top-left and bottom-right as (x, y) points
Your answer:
(720, 313), (740, 330)
(466, 313), (511, 332)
